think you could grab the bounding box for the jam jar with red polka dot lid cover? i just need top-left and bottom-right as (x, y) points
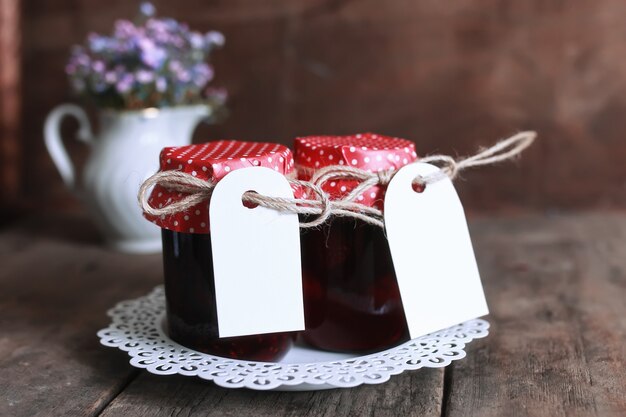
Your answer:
(295, 133), (418, 352)
(144, 140), (298, 361)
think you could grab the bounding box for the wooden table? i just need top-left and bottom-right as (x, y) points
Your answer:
(1, 211), (624, 416)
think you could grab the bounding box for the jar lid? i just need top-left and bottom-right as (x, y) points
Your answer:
(294, 133), (417, 208)
(146, 140), (296, 234)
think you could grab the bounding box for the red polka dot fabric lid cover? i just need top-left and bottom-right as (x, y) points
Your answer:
(146, 140), (296, 234)
(294, 133), (418, 209)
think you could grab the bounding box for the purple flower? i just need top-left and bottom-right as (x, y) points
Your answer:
(116, 74), (135, 93)
(146, 18), (168, 35)
(92, 60), (105, 73)
(74, 52), (90, 67)
(114, 20), (137, 38)
(135, 69), (154, 84)
(66, 2), (226, 109)
(155, 77), (167, 92)
(88, 33), (109, 53)
(138, 38), (166, 68)
(168, 60), (182, 72)
(104, 71), (117, 84)
(205, 31), (225, 47)
(170, 35), (185, 48)
(140, 2), (156, 17)
(192, 63), (213, 87)
(189, 32), (204, 49)
(177, 70), (191, 82)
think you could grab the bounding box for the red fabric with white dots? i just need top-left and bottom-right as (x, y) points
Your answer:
(146, 140), (296, 234)
(294, 133), (418, 209)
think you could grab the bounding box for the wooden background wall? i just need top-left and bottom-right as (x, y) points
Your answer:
(0, 0), (21, 210)
(9, 0), (626, 213)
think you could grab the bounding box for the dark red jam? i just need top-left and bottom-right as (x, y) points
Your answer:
(162, 229), (293, 361)
(295, 133), (417, 352)
(300, 216), (409, 352)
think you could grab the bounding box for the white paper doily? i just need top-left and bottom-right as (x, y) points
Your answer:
(98, 286), (489, 391)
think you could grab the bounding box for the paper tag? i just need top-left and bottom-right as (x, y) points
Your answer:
(384, 162), (489, 338)
(209, 167), (305, 338)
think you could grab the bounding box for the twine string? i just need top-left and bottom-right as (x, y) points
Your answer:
(138, 170), (215, 217)
(415, 131), (536, 185)
(138, 131), (536, 228)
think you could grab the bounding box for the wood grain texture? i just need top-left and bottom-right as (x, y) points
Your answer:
(0, 212), (161, 417)
(1, 212), (625, 416)
(99, 370), (443, 417)
(445, 214), (626, 417)
(17, 0), (626, 212)
(0, 0), (21, 203)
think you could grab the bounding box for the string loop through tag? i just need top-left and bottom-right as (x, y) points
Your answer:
(139, 131), (536, 228)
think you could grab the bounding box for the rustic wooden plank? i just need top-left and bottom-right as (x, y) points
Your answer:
(570, 216), (626, 415)
(0, 212), (161, 417)
(444, 213), (626, 417)
(0, 0), (21, 205)
(2, 211), (625, 416)
(99, 368), (443, 417)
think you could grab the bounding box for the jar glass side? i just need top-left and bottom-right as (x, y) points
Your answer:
(161, 229), (293, 361)
(300, 216), (410, 352)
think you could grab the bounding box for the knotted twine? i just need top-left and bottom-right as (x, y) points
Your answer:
(138, 131), (536, 228)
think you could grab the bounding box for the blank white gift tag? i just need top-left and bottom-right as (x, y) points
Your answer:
(384, 162), (489, 339)
(209, 167), (305, 338)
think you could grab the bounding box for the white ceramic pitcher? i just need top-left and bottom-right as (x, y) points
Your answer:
(44, 104), (210, 253)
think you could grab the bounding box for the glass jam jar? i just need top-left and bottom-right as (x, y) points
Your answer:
(145, 140), (298, 361)
(294, 133), (418, 352)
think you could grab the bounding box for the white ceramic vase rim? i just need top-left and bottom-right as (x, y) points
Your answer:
(98, 103), (212, 118)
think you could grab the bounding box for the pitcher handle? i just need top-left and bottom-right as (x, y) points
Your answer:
(44, 104), (94, 191)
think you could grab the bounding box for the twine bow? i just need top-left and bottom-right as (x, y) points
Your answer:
(138, 131), (536, 228)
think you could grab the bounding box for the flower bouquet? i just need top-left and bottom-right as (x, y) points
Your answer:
(65, 2), (227, 110)
(44, 3), (228, 253)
